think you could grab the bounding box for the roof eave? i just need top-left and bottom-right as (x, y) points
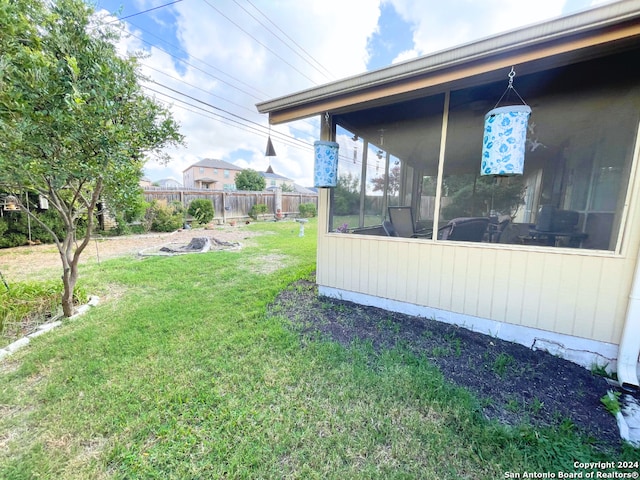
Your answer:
(256, 0), (640, 120)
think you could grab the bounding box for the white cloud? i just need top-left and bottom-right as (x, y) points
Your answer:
(97, 0), (383, 187)
(388, 0), (569, 59)
(96, 0), (605, 187)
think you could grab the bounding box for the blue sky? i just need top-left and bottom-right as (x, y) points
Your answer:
(91, 0), (612, 186)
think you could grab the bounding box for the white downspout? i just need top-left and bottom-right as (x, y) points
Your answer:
(617, 252), (640, 389)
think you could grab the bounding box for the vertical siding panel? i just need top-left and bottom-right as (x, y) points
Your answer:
(415, 243), (431, 306)
(573, 257), (602, 338)
(358, 238), (370, 293)
(384, 241), (398, 299)
(341, 238), (352, 292)
(554, 255), (583, 336)
(504, 253), (528, 325)
(537, 255), (563, 332)
(365, 240), (379, 296)
(490, 250), (511, 322)
(317, 234), (330, 286)
(404, 242), (420, 303)
(393, 241), (406, 300)
(476, 249), (497, 319)
(521, 253), (545, 328)
(450, 247), (469, 313)
(463, 249), (483, 315)
(375, 241), (388, 298)
(426, 244), (442, 307)
(438, 246), (455, 310)
(593, 259), (626, 343)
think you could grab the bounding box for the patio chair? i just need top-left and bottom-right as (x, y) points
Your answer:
(437, 217), (490, 242)
(382, 220), (398, 237)
(387, 206), (432, 238)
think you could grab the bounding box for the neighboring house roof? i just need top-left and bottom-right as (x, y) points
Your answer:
(261, 171), (291, 181)
(185, 158), (242, 171)
(257, 1), (640, 123)
(157, 178), (182, 186)
(292, 184), (316, 194)
(195, 177), (217, 182)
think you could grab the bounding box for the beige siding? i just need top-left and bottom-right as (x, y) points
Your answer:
(317, 221), (639, 345)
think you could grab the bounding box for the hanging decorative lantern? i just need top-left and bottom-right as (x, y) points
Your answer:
(313, 140), (339, 187)
(481, 67), (531, 176)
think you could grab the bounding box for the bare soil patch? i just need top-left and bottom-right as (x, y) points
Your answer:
(270, 275), (630, 452)
(0, 225), (256, 282)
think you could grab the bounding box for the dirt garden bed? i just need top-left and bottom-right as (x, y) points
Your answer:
(269, 276), (638, 452)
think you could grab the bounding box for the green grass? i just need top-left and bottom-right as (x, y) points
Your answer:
(0, 219), (637, 479)
(0, 280), (88, 347)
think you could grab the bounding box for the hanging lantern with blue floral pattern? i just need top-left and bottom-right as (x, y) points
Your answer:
(481, 67), (531, 176)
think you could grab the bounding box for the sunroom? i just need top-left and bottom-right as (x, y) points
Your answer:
(257, 1), (640, 387)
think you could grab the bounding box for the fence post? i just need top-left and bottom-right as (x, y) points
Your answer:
(222, 192), (227, 224)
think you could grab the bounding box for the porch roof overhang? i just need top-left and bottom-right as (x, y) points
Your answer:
(256, 0), (640, 125)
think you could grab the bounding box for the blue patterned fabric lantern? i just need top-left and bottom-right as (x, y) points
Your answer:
(481, 105), (531, 176)
(314, 140), (339, 187)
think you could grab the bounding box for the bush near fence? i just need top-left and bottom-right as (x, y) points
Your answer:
(142, 189), (318, 223)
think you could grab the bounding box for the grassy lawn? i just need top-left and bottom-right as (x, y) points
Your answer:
(0, 219), (635, 479)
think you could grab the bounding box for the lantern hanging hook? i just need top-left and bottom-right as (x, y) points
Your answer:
(493, 66), (527, 109)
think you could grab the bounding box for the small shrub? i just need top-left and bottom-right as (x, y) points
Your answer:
(0, 232), (28, 248)
(299, 203), (317, 218)
(188, 199), (214, 225)
(249, 203), (269, 220)
(148, 200), (184, 232)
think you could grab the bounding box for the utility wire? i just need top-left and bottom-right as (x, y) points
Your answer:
(231, 0), (333, 82)
(108, 0), (184, 22)
(124, 28), (265, 101)
(106, 2), (322, 134)
(144, 84), (312, 151)
(244, 0), (335, 80)
(201, 0), (319, 85)
(140, 62), (259, 116)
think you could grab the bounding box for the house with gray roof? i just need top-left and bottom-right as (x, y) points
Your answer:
(183, 159), (243, 190)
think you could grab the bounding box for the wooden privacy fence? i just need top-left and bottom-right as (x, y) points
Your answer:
(142, 188), (318, 222)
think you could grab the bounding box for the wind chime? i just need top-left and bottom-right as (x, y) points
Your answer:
(481, 67), (531, 176)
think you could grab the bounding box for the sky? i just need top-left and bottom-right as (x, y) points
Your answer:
(90, 0), (614, 188)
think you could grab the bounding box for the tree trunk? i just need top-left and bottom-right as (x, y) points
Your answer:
(59, 234), (78, 317)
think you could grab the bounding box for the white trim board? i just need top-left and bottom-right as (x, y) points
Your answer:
(319, 286), (638, 377)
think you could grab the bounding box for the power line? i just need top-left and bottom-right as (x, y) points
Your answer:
(243, 0), (335, 81)
(231, 0), (333, 82)
(104, 1), (322, 134)
(140, 62), (260, 116)
(109, 0), (184, 22)
(200, 0), (319, 85)
(144, 84), (312, 151)
(124, 27), (266, 101)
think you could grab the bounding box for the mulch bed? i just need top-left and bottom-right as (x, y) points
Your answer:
(269, 275), (628, 451)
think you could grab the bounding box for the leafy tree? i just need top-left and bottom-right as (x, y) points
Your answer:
(442, 174), (525, 219)
(188, 199), (214, 225)
(0, 0), (183, 316)
(333, 173), (360, 216)
(370, 165), (401, 196)
(280, 183), (295, 193)
(235, 169), (266, 191)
